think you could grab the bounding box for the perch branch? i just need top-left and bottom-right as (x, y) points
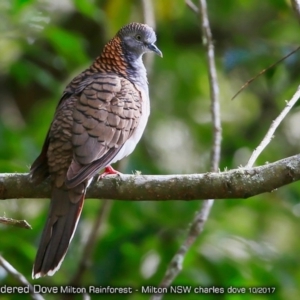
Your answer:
(1, 155), (300, 201)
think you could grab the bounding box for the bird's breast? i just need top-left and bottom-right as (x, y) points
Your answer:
(110, 86), (150, 164)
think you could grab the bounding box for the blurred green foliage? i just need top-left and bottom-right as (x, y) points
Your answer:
(1, 0), (300, 299)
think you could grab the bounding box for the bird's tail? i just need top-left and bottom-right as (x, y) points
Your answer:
(32, 186), (85, 279)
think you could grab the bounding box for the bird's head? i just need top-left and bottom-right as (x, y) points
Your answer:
(117, 23), (162, 59)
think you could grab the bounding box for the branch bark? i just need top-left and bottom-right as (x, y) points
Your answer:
(1, 154), (300, 201)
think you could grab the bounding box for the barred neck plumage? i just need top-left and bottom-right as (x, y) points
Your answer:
(90, 36), (148, 91)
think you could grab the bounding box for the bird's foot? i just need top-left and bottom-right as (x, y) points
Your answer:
(98, 166), (122, 180)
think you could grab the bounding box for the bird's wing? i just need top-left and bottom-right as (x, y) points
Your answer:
(30, 90), (73, 184)
(65, 73), (142, 188)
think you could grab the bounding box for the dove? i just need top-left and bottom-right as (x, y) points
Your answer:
(30, 22), (162, 278)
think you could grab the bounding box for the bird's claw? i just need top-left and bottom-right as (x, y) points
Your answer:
(97, 166), (123, 180)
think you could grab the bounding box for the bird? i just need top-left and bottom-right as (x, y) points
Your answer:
(30, 22), (162, 279)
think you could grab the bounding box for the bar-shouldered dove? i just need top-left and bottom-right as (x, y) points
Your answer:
(30, 22), (162, 278)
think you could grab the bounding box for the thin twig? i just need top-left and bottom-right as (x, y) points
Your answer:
(231, 47), (300, 100)
(185, 0), (198, 13)
(0, 216), (32, 229)
(200, 6), (221, 171)
(153, 200), (213, 298)
(0, 255), (44, 300)
(69, 200), (112, 286)
(246, 86), (300, 168)
(151, 1), (221, 298)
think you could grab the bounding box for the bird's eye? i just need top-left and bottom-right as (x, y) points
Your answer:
(136, 34), (141, 40)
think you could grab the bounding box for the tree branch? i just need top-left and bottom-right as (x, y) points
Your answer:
(1, 154), (300, 201)
(0, 255), (44, 300)
(200, 6), (221, 172)
(185, 0), (199, 13)
(246, 86), (300, 167)
(0, 216), (32, 229)
(152, 1), (221, 296)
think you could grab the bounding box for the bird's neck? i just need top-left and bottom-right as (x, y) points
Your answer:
(91, 37), (148, 90)
(123, 53), (148, 92)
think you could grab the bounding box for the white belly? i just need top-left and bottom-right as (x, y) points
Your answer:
(110, 87), (150, 165)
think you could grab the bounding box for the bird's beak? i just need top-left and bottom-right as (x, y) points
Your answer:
(148, 43), (163, 57)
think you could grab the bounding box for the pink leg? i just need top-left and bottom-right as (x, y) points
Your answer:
(98, 166), (122, 180)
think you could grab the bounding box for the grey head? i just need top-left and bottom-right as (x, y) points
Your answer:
(117, 23), (162, 89)
(118, 23), (162, 60)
